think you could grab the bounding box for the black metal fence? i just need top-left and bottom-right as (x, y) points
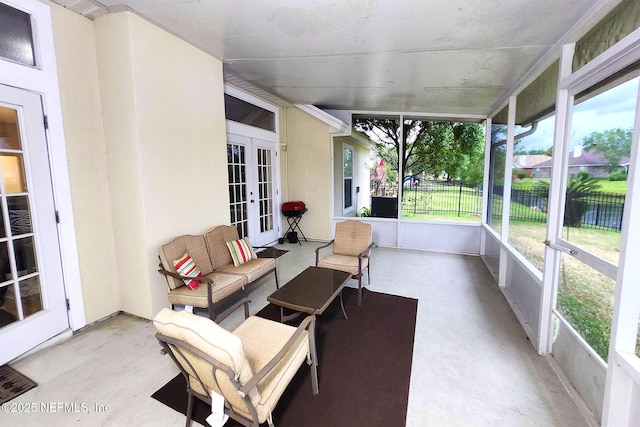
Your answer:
(505, 185), (624, 231)
(369, 180), (625, 230)
(370, 180), (483, 218)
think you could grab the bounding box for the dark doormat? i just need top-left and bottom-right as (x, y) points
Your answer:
(0, 365), (37, 404)
(256, 248), (288, 259)
(152, 287), (417, 427)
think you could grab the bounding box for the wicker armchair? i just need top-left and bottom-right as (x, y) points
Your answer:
(154, 299), (318, 427)
(315, 220), (374, 306)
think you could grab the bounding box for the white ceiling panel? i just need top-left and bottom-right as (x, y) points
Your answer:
(53, 0), (624, 115)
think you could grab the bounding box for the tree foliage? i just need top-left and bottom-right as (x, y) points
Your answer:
(582, 128), (632, 173)
(353, 118), (485, 184)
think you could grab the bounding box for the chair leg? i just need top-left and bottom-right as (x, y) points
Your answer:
(274, 269), (279, 289)
(185, 391), (194, 427)
(358, 274), (362, 306)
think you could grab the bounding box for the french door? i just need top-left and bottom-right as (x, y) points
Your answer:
(227, 131), (279, 246)
(0, 84), (68, 364)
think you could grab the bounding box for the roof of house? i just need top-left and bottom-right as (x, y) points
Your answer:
(534, 148), (630, 168)
(513, 155), (551, 169)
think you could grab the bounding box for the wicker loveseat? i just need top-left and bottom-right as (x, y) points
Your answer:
(158, 225), (278, 321)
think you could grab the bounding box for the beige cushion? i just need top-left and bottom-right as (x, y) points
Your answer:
(233, 316), (309, 423)
(317, 253), (368, 276)
(167, 272), (247, 307)
(203, 226), (240, 270)
(333, 220), (372, 257)
(153, 308), (260, 412)
(159, 235), (214, 289)
(218, 258), (276, 283)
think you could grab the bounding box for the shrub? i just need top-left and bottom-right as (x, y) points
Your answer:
(608, 171), (627, 181)
(358, 207), (372, 217)
(517, 172), (527, 180)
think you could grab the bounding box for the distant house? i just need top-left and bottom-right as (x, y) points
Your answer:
(512, 154), (552, 178)
(533, 146), (630, 178)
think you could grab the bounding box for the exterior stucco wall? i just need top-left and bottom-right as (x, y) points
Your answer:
(48, 2), (119, 323)
(94, 12), (228, 319)
(283, 108), (333, 240)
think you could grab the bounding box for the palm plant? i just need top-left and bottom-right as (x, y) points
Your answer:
(534, 173), (602, 227)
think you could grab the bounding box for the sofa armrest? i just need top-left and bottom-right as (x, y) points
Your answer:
(158, 269), (213, 285)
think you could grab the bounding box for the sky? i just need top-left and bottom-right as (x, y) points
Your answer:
(518, 76), (639, 152)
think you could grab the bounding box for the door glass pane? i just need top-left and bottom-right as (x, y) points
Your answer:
(0, 284), (18, 327)
(18, 276), (42, 318)
(1, 154), (27, 193)
(0, 104), (43, 327)
(7, 196), (31, 235)
(257, 148), (274, 233)
(0, 241), (10, 283)
(14, 236), (37, 276)
(562, 75), (638, 266)
(0, 3), (36, 67)
(228, 144), (249, 238)
(0, 106), (22, 149)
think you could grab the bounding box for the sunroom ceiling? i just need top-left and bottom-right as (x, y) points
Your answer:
(57, 0), (622, 116)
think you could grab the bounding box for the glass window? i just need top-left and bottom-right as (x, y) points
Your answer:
(0, 3), (36, 67)
(224, 94), (275, 132)
(343, 144), (354, 213)
(555, 71), (639, 363)
(488, 113), (508, 235)
(353, 116), (400, 218)
(561, 75), (639, 266)
(399, 119), (484, 221)
(508, 114), (555, 272)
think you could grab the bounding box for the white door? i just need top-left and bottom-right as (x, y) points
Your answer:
(227, 132), (279, 246)
(0, 84), (68, 364)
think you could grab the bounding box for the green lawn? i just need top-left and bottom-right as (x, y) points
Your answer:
(512, 177), (627, 194)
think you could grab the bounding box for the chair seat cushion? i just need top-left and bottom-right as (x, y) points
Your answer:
(317, 254), (369, 276)
(218, 258), (276, 283)
(167, 272), (247, 307)
(233, 316), (309, 423)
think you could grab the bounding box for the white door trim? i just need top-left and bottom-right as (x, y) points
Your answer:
(1, 0), (84, 333)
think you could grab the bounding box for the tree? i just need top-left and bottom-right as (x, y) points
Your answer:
(354, 118), (485, 184)
(582, 128), (632, 173)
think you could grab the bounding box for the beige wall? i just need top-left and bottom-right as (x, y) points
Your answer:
(93, 12), (229, 319)
(48, 2), (120, 323)
(282, 108), (333, 240)
(46, 5), (332, 322)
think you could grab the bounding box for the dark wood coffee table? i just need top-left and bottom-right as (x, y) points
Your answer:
(267, 266), (351, 323)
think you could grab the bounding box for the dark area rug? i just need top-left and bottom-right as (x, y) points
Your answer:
(0, 365), (37, 404)
(256, 247), (288, 259)
(152, 287), (417, 427)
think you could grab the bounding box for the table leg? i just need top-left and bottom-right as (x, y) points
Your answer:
(340, 291), (348, 320)
(309, 315), (319, 394)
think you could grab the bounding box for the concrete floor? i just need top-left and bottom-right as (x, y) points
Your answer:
(4, 243), (590, 426)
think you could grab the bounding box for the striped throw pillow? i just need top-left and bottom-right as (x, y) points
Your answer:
(173, 253), (202, 290)
(226, 237), (257, 267)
